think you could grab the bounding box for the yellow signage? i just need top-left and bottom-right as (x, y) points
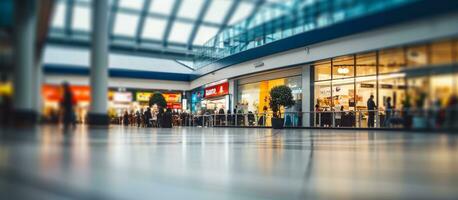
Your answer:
(136, 92), (153, 102)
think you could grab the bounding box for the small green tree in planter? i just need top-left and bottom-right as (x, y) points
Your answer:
(149, 92), (167, 109)
(269, 85), (295, 129)
(149, 93), (170, 128)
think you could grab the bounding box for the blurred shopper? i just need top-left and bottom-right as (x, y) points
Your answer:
(384, 97), (393, 127)
(334, 104), (342, 127)
(0, 94), (12, 125)
(367, 95), (377, 128)
(152, 109), (158, 127)
(144, 107), (152, 127)
(315, 103), (320, 127)
(60, 82), (75, 129)
(123, 110), (129, 126)
(136, 109), (142, 127)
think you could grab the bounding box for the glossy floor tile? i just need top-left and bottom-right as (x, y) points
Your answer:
(0, 125), (457, 200)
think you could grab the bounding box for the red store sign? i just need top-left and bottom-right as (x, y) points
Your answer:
(204, 82), (229, 98)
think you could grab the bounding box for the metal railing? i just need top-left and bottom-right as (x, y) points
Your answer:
(174, 108), (458, 130)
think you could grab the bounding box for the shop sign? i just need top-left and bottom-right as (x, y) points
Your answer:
(163, 93), (181, 103)
(113, 92), (132, 103)
(42, 85), (90, 102)
(381, 84), (393, 89)
(136, 92), (152, 102)
(166, 102), (182, 109)
(360, 83), (375, 88)
(204, 82), (229, 98)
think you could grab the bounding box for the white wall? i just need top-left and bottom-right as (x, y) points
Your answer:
(43, 45), (193, 74)
(44, 74), (190, 91)
(191, 12), (458, 89)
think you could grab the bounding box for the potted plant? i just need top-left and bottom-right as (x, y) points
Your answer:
(149, 93), (170, 128)
(269, 85), (295, 129)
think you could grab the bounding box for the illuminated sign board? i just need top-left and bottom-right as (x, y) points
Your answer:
(204, 82), (229, 98)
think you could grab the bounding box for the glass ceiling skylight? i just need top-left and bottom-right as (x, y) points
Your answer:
(204, 0), (232, 24)
(114, 13), (140, 37)
(177, 0), (205, 20)
(149, 0), (175, 15)
(168, 21), (193, 44)
(49, 0), (282, 55)
(142, 17), (167, 40)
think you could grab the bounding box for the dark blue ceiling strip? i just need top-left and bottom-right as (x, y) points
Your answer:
(135, 0), (152, 44)
(187, 0), (212, 49)
(192, 0), (458, 78)
(162, 0), (183, 47)
(43, 64), (192, 81)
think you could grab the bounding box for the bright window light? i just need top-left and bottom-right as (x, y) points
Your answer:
(229, 2), (255, 25)
(142, 17), (167, 40)
(177, 0), (204, 20)
(114, 12), (140, 37)
(72, 5), (91, 31)
(51, 2), (66, 28)
(204, 0), (232, 24)
(168, 21), (193, 44)
(193, 25), (219, 46)
(149, 0), (176, 15)
(118, 0), (145, 10)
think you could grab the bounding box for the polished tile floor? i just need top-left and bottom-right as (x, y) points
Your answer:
(0, 125), (457, 200)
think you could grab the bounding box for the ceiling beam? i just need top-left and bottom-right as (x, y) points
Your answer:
(218, 0), (240, 33)
(162, 0), (182, 47)
(47, 37), (195, 61)
(187, 0), (212, 49)
(108, 0), (119, 40)
(64, 0), (74, 35)
(135, 0), (152, 44)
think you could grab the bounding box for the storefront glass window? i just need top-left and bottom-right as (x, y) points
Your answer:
(314, 81), (332, 110)
(455, 40), (458, 63)
(378, 74), (406, 110)
(430, 74), (454, 106)
(355, 76), (377, 111)
(406, 45), (428, 68)
(407, 77), (430, 109)
(332, 78), (355, 110)
(430, 40), (453, 66)
(237, 76), (302, 114)
(379, 47), (405, 74)
(314, 60), (332, 81)
(356, 52), (377, 76)
(238, 82), (261, 113)
(332, 55), (354, 79)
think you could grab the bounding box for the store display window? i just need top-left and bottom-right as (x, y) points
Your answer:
(332, 55), (354, 79)
(314, 59), (331, 81)
(379, 47), (405, 74)
(356, 52), (377, 77)
(430, 40), (453, 66)
(406, 44), (428, 68)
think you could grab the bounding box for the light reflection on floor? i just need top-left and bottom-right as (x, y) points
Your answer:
(0, 125), (457, 200)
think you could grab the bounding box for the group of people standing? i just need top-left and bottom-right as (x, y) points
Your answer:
(121, 107), (173, 128)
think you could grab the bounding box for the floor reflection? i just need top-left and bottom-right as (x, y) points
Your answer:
(0, 126), (457, 199)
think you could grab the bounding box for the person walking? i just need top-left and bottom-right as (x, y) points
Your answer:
(60, 82), (75, 129)
(123, 110), (129, 126)
(136, 109), (142, 127)
(144, 107), (152, 127)
(367, 95), (377, 128)
(384, 97), (393, 127)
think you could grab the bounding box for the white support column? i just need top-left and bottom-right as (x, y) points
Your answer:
(88, 0), (109, 125)
(302, 65), (311, 127)
(13, 0), (38, 123)
(228, 79), (237, 112)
